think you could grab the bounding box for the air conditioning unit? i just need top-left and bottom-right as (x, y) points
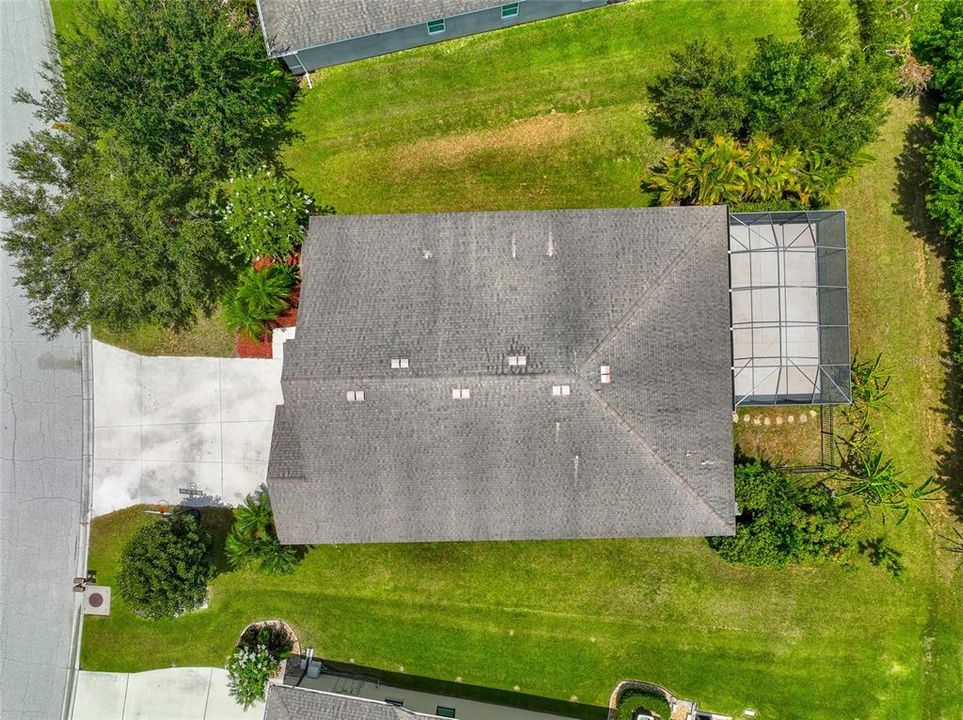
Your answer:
(83, 585), (112, 616)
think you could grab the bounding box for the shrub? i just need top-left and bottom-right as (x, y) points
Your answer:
(852, 0), (909, 75)
(117, 513), (213, 620)
(797, 0), (857, 58)
(226, 490), (299, 575)
(643, 134), (831, 208)
(913, 0), (963, 103)
(226, 627), (291, 708)
(743, 38), (825, 140)
(616, 690), (672, 720)
(709, 457), (857, 568)
(222, 265), (297, 342)
(646, 39), (746, 142)
(743, 39), (888, 170)
(222, 167), (317, 262)
(926, 105), (963, 241)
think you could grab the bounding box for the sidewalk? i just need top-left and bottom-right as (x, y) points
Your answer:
(92, 341), (283, 515)
(72, 668), (263, 719)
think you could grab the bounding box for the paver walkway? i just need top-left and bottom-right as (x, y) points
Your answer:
(72, 668), (263, 719)
(92, 341), (283, 515)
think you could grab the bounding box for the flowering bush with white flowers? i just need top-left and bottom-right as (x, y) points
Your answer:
(222, 167), (315, 262)
(226, 627), (288, 708)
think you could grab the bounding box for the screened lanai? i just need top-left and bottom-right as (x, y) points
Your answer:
(730, 211), (851, 406)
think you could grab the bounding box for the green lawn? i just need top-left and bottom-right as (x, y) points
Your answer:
(284, 0), (798, 214)
(90, 308), (235, 358)
(79, 1), (963, 718)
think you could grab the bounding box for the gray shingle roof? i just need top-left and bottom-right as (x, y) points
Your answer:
(258, 0), (500, 55)
(265, 685), (424, 720)
(267, 208), (736, 545)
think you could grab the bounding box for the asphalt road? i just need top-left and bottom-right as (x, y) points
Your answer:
(1, 2), (90, 718)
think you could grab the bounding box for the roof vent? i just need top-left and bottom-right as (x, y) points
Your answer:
(600, 365), (612, 384)
(390, 357), (409, 369)
(451, 388), (471, 400)
(346, 390), (365, 402)
(551, 385), (571, 397)
(507, 354), (527, 367)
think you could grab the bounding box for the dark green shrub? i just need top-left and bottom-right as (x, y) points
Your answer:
(222, 265), (297, 342)
(709, 457), (858, 568)
(743, 38), (825, 139)
(646, 39), (746, 142)
(616, 690), (672, 720)
(225, 490), (299, 575)
(926, 105), (963, 240)
(117, 513), (213, 620)
(743, 39), (888, 170)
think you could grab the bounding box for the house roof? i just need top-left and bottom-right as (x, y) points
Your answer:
(265, 685), (428, 720)
(267, 207), (736, 545)
(258, 0), (500, 56)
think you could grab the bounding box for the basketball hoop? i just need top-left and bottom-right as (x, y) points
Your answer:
(144, 500), (172, 516)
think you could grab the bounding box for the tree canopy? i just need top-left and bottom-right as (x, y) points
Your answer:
(0, 0), (298, 336)
(58, 0), (296, 177)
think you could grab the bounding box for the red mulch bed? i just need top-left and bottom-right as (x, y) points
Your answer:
(235, 252), (301, 359)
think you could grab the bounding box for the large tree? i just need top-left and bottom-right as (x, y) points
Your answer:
(1, 0), (297, 336)
(0, 113), (234, 334)
(58, 0), (296, 177)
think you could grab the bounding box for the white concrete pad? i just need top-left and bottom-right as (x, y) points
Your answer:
(272, 326), (296, 361)
(72, 672), (128, 720)
(140, 423), (222, 463)
(92, 341), (284, 516)
(72, 668), (263, 720)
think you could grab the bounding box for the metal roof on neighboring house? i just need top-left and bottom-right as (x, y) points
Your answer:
(258, 0), (501, 55)
(266, 207), (736, 545)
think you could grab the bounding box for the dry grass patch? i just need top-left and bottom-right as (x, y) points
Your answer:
(394, 110), (590, 173)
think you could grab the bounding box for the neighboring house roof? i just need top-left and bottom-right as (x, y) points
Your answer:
(258, 0), (500, 55)
(267, 207), (736, 545)
(265, 685), (429, 720)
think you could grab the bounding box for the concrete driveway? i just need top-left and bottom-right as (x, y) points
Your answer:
(72, 668), (263, 719)
(93, 341), (283, 515)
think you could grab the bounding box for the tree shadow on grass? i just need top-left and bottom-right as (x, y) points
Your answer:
(891, 95), (963, 523)
(199, 506), (235, 576)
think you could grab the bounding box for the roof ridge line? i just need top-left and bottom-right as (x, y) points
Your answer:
(582, 380), (732, 529)
(283, 372), (579, 385)
(578, 213), (720, 373)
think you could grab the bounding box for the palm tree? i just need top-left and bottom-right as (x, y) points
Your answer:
(225, 490), (298, 575)
(222, 265), (297, 342)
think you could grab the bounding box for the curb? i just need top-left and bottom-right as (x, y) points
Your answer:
(62, 324), (95, 720)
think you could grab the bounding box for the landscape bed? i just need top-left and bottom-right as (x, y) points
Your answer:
(74, 1), (962, 719)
